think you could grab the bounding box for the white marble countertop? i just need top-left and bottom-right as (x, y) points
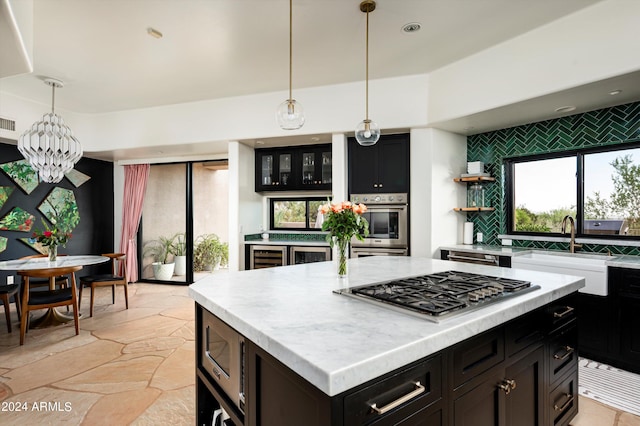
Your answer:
(439, 244), (640, 269)
(189, 256), (584, 396)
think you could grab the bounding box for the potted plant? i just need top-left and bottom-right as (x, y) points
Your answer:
(143, 235), (175, 280)
(170, 232), (187, 276)
(194, 234), (228, 272)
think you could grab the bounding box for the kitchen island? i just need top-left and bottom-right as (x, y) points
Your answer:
(189, 256), (584, 425)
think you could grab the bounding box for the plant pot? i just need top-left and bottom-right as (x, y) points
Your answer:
(152, 262), (175, 280)
(174, 255), (187, 276)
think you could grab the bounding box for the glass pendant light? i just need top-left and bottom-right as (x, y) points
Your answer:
(18, 78), (82, 183)
(355, 0), (380, 146)
(276, 0), (305, 130)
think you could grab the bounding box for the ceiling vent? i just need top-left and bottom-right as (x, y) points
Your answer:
(0, 116), (16, 132)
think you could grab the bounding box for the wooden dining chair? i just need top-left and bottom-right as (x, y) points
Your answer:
(79, 253), (129, 317)
(0, 284), (21, 333)
(18, 265), (82, 345)
(20, 254), (69, 289)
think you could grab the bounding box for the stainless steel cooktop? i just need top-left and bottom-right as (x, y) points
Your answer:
(334, 270), (540, 323)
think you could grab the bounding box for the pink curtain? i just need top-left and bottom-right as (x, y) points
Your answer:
(119, 164), (150, 282)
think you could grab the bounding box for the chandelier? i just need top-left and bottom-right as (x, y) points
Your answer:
(276, 0), (305, 130)
(18, 78), (83, 183)
(355, 0), (380, 146)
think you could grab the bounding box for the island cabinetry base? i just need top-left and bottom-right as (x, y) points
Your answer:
(196, 293), (578, 425)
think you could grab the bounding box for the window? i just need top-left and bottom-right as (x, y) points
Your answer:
(507, 142), (640, 239)
(270, 198), (325, 230)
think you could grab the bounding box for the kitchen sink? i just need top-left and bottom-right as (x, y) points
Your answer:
(511, 251), (614, 296)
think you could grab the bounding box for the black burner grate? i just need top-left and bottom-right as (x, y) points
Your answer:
(347, 270), (532, 317)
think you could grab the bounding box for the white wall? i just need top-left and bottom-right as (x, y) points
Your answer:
(228, 141), (262, 271)
(428, 0), (640, 124)
(410, 128), (467, 258)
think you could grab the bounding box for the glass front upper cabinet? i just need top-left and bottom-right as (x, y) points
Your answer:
(255, 144), (332, 192)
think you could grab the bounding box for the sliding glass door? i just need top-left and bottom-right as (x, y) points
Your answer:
(139, 160), (229, 284)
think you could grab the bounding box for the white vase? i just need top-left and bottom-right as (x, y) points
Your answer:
(152, 262), (175, 280)
(174, 255), (187, 276)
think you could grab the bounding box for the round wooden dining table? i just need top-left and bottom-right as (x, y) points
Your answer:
(0, 255), (109, 328)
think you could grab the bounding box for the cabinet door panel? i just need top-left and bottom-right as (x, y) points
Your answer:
(577, 294), (609, 358)
(504, 346), (544, 426)
(377, 135), (409, 193)
(349, 138), (379, 194)
(619, 296), (640, 371)
(453, 370), (504, 426)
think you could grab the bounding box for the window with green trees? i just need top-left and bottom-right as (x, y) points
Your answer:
(506, 143), (640, 239)
(270, 198), (325, 230)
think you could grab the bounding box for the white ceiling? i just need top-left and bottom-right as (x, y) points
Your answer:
(2, 0), (640, 161)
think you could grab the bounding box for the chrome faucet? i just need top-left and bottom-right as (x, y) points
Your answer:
(561, 215), (582, 253)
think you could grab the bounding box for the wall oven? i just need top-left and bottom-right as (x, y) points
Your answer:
(350, 193), (409, 255)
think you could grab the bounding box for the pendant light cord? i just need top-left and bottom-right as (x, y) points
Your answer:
(365, 6), (369, 121)
(288, 0), (293, 102)
(51, 83), (56, 114)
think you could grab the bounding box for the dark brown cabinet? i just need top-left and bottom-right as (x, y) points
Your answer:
(348, 134), (409, 194)
(611, 267), (640, 372)
(255, 144), (332, 192)
(585, 267), (640, 375)
(195, 293), (579, 426)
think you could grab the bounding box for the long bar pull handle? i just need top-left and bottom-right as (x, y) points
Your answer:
(553, 306), (574, 318)
(370, 381), (425, 415)
(554, 393), (574, 412)
(553, 346), (575, 361)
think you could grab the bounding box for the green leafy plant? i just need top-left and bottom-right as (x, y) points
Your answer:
(170, 232), (187, 256)
(194, 234), (228, 271)
(143, 235), (174, 264)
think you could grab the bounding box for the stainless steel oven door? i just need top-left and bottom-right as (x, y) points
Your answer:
(352, 204), (408, 248)
(350, 247), (408, 257)
(201, 310), (244, 412)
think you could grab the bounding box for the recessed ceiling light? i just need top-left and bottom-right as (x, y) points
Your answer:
(555, 106), (576, 113)
(311, 137), (320, 142)
(255, 140), (265, 145)
(609, 89), (622, 96)
(402, 22), (422, 33)
(147, 27), (163, 39)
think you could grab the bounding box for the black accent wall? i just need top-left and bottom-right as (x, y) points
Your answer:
(0, 139), (115, 280)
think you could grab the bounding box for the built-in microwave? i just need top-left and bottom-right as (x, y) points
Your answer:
(200, 308), (245, 413)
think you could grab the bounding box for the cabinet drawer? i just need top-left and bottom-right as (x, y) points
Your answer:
(452, 327), (505, 388)
(548, 368), (578, 426)
(548, 324), (578, 385)
(506, 311), (544, 358)
(344, 354), (442, 425)
(545, 294), (578, 333)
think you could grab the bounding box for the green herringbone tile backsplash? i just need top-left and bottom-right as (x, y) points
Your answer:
(467, 101), (640, 255)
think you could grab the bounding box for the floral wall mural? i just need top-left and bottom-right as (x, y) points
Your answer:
(0, 160), (39, 194)
(0, 207), (35, 232)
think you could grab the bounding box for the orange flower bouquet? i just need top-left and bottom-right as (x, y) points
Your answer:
(320, 200), (369, 277)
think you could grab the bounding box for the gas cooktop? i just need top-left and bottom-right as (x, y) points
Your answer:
(334, 270), (540, 323)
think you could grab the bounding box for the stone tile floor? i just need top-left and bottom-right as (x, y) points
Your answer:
(0, 282), (638, 425)
(0, 283), (195, 425)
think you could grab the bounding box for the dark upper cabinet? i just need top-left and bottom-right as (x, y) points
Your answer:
(348, 133), (410, 194)
(255, 144), (332, 192)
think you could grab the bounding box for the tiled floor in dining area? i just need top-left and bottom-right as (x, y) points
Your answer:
(0, 282), (639, 425)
